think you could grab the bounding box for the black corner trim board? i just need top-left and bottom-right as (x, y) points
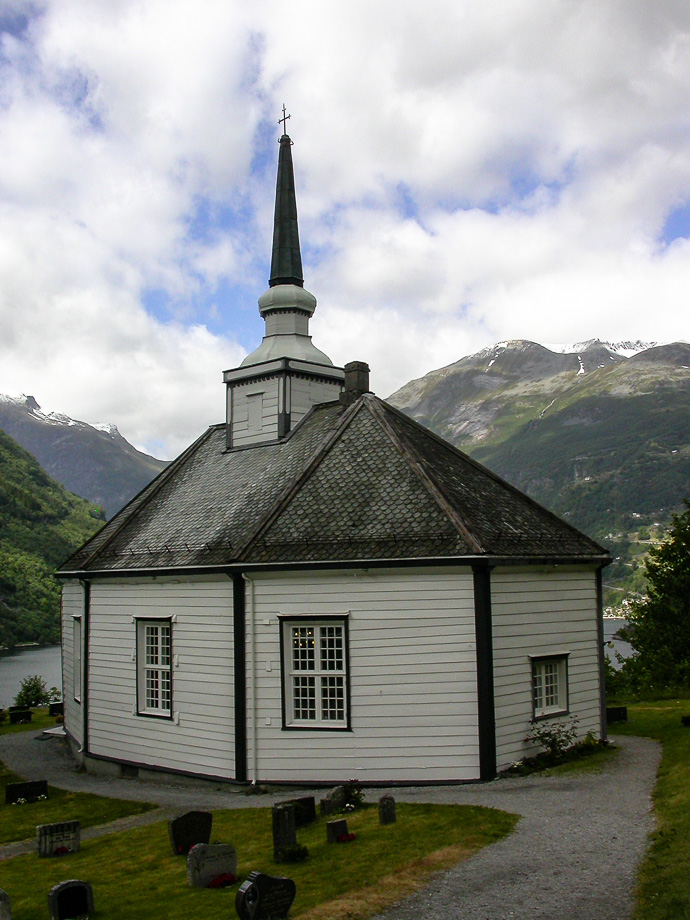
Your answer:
(473, 564), (497, 780)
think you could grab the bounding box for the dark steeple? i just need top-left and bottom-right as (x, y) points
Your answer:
(269, 133), (304, 288)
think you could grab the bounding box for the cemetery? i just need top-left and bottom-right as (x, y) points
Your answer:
(0, 779), (517, 919)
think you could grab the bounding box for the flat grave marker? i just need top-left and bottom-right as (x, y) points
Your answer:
(236, 870), (296, 920)
(168, 810), (212, 856)
(187, 842), (238, 888)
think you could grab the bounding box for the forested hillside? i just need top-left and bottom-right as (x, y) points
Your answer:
(389, 340), (690, 608)
(0, 428), (104, 648)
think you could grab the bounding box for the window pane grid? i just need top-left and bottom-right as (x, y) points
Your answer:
(293, 675), (316, 720)
(140, 623), (172, 715)
(533, 659), (565, 715)
(286, 622), (347, 726)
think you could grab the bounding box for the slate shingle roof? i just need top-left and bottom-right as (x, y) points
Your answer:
(60, 394), (608, 574)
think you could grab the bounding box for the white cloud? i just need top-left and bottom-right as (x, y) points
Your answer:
(0, 0), (689, 458)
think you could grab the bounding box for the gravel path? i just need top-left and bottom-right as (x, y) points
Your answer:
(0, 729), (661, 919)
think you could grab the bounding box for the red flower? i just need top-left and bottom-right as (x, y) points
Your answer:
(53, 847), (69, 856)
(337, 833), (356, 843)
(208, 873), (237, 889)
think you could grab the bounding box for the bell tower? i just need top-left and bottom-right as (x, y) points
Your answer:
(223, 120), (345, 449)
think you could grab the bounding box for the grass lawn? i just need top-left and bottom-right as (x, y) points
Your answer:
(0, 802), (518, 920)
(0, 709), (155, 844)
(610, 699), (690, 920)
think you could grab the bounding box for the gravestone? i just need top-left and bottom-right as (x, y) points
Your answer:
(187, 843), (238, 888)
(319, 785), (346, 816)
(49, 701), (64, 717)
(606, 706), (628, 724)
(0, 888), (10, 920)
(47, 879), (94, 920)
(379, 794), (396, 825)
(168, 810), (212, 856)
(235, 870), (296, 920)
(37, 821), (81, 857)
(5, 779), (48, 805)
(326, 818), (349, 843)
(8, 710), (31, 725)
(272, 803), (297, 862)
(281, 796), (316, 828)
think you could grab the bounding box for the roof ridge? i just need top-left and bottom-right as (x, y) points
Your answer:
(65, 426), (218, 572)
(363, 396), (486, 554)
(376, 397), (609, 556)
(235, 400), (363, 561)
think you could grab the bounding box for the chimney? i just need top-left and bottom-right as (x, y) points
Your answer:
(339, 361), (371, 406)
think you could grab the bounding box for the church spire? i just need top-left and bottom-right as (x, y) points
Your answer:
(269, 130), (304, 288)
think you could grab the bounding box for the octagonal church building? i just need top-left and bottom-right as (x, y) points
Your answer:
(58, 127), (610, 786)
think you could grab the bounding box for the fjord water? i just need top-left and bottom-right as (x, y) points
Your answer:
(0, 645), (62, 708)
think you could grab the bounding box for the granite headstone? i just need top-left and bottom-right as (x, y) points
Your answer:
(47, 880), (94, 920)
(379, 794), (396, 825)
(272, 803), (297, 862)
(37, 821), (80, 857)
(168, 810), (213, 856)
(235, 870), (296, 920)
(187, 843), (238, 888)
(0, 888), (10, 920)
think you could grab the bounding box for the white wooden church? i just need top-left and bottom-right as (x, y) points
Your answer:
(59, 127), (610, 786)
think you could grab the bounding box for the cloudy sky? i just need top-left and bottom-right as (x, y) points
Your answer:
(1, 0), (689, 458)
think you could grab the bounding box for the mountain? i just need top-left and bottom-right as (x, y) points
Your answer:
(0, 427), (104, 649)
(0, 396), (167, 518)
(388, 339), (690, 606)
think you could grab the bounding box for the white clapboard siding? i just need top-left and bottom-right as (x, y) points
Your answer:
(290, 377), (341, 425)
(491, 568), (602, 770)
(61, 580), (85, 748)
(232, 379), (281, 446)
(246, 567), (480, 783)
(86, 577), (236, 778)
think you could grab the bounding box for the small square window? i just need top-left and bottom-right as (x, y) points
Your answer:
(531, 655), (568, 719)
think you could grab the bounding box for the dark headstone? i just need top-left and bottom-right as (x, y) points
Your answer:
(379, 794), (396, 825)
(49, 701), (64, 717)
(187, 843), (238, 888)
(168, 810), (212, 856)
(0, 888), (10, 920)
(48, 880), (94, 920)
(606, 706), (628, 724)
(281, 796), (316, 828)
(326, 818), (349, 843)
(235, 870), (296, 920)
(272, 803), (297, 862)
(319, 785), (346, 816)
(8, 710), (31, 725)
(681, 715), (690, 727)
(37, 821), (80, 857)
(5, 779), (48, 805)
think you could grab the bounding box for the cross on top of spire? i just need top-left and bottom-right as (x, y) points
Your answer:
(278, 104), (291, 136)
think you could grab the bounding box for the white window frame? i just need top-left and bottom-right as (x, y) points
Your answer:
(531, 654), (569, 720)
(136, 619), (173, 719)
(72, 616), (82, 703)
(280, 618), (350, 731)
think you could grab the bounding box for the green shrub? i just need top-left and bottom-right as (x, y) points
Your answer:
(13, 674), (60, 708)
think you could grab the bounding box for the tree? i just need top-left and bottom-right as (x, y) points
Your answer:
(625, 500), (690, 690)
(13, 674), (60, 709)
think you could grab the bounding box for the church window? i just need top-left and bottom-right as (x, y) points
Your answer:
(136, 620), (172, 718)
(531, 654), (569, 719)
(281, 619), (349, 729)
